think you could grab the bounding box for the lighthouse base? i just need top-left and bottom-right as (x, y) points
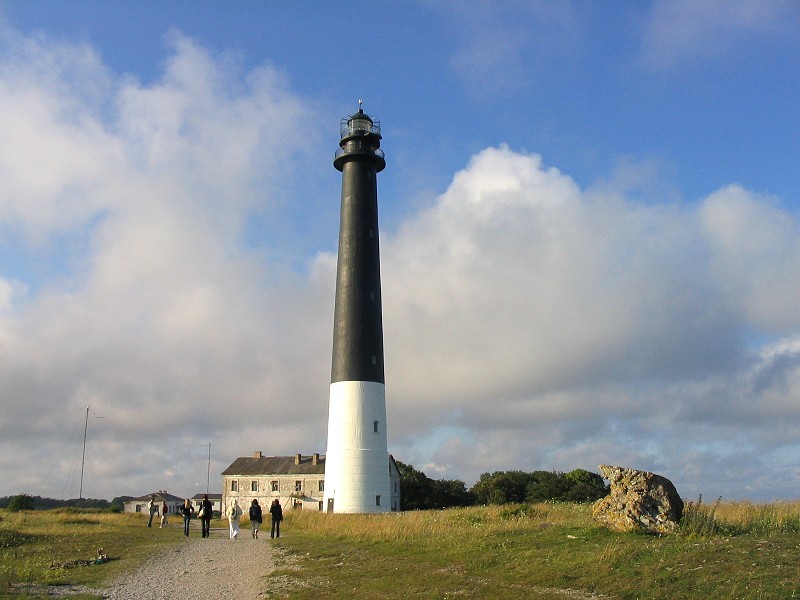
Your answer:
(323, 380), (391, 513)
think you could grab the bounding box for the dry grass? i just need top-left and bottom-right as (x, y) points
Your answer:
(0, 508), (217, 598)
(681, 496), (800, 536)
(2, 501), (799, 599)
(285, 502), (592, 541)
(713, 500), (800, 532)
(272, 501), (800, 600)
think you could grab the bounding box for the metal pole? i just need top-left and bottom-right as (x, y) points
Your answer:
(79, 406), (89, 500)
(206, 443), (211, 494)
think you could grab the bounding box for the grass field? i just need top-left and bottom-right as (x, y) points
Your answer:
(268, 500), (800, 600)
(0, 508), (208, 599)
(2, 500), (799, 599)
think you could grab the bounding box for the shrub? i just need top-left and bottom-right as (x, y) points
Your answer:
(7, 494), (35, 512)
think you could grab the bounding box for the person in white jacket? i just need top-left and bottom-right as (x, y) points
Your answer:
(228, 500), (243, 539)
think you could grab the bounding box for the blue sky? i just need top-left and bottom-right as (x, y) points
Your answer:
(0, 1), (798, 502)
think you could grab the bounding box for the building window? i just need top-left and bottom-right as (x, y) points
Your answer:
(251, 480), (258, 492)
(231, 480), (238, 492)
(271, 480), (279, 492)
(318, 480), (324, 492)
(295, 480), (302, 492)
(376, 495), (381, 506)
(373, 420), (379, 433)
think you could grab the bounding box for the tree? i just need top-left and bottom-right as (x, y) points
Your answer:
(563, 469), (608, 502)
(8, 493), (35, 512)
(396, 461), (432, 510)
(396, 460), (476, 510)
(526, 471), (570, 502)
(430, 478), (475, 508)
(471, 471), (534, 505)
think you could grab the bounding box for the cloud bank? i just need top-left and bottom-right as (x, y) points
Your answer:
(380, 146), (800, 499)
(1, 25), (799, 502)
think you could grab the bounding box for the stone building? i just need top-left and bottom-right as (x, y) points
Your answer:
(221, 452), (401, 515)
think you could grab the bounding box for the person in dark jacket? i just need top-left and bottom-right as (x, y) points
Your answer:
(147, 496), (157, 527)
(198, 494), (214, 538)
(269, 499), (283, 538)
(249, 499), (263, 539)
(180, 499), (195, 537)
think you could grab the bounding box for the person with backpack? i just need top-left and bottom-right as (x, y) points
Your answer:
(269, 498), (283, 538)
(228, 499), (243, 540)
(249, 499), (263, 539)
(198, 494), (213, 538)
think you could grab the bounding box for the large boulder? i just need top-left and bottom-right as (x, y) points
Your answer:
(592, 465), (684, 534)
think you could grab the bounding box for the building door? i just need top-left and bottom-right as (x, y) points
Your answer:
(327, 498), (334, 513)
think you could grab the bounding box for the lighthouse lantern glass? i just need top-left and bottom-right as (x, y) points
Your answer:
(350, 115), (371, 135)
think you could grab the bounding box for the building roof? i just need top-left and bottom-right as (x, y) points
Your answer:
(222, 453), (325, 476)
(191, 493), (222, 500)
(130, 491), (184, 503)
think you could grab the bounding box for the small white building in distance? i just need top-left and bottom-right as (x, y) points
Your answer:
(191, 493), (223, 517)
(221, 452), (401, 515)
(123, 490), (184, 516)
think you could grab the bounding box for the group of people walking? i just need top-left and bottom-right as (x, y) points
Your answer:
(228, 498), (283, 540)
(147, 494), (283, 540)
(175, 495), (214, 537)
(146, 496), (170, 528)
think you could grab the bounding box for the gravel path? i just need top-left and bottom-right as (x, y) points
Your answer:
(99, 528), (283, 600)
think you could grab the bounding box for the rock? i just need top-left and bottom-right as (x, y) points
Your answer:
(592, 465), (684, 534)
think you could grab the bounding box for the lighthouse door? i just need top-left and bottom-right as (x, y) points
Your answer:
(326, 498), (334, 513)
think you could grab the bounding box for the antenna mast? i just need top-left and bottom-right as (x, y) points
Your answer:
(206, 443), (211, 494)
(79, 406), (89, 500)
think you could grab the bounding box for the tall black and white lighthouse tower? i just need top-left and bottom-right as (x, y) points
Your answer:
(323, 103), (390, 513)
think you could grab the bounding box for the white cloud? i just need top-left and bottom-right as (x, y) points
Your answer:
(380, 145), (800, 498)
(700, 185), (800, 331)
(384, 146), (737, 408)
(639, 0), (798, 70)
(1, 25), (799, 502)
(0, 29), (325, 499)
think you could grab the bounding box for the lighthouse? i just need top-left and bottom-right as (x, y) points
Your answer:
(323, 103), (390, 513)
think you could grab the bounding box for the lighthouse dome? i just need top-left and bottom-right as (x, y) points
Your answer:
(340, 108), (381, 139)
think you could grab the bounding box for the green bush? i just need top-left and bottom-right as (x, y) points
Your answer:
(472, 469), (608, 505)
(7, 494), (35, 512)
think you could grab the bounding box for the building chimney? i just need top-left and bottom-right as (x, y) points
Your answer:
(312, 453), (319, 465)
(295, 453), (302, 465)
(254, 451), (262, 459)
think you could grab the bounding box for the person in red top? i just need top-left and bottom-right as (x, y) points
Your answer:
(159, 501), (168, 528)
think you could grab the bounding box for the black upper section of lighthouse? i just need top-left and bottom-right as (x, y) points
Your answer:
(331, 107), (386, 385)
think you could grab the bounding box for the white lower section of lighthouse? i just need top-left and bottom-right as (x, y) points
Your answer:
(323, 380), (391, 513)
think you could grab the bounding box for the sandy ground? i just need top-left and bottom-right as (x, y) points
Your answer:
(100, 523), (284, 600)
(15, 524), (289, 599)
